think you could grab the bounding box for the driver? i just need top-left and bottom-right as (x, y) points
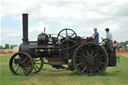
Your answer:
(89, 28), (99, 43)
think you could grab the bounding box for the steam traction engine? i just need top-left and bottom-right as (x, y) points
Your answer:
(9, 14), (117, 76)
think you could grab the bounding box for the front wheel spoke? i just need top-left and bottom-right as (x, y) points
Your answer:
(25, 67), (30, 71)
(35, 64), (39, 69)
(24, 64), (31, 67)
(13, 65), (19, 68)
(24, 61), (31, 64)
(35, 59), (41, 62)
(21, 57), (28, 63)
(35, 62), (41, 64)
(15, 66), (20, 72)
(13, 60), (16, 64)
(19, 67), (22, 74)
(33, 66), (37, 71)
(23, 67), (28, 74)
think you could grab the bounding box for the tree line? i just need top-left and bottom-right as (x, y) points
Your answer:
(117, 40), (128, 50)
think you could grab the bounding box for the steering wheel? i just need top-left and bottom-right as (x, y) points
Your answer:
(57, 28), (77, 49)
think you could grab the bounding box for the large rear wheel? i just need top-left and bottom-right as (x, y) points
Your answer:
(73, 42), (108, 76)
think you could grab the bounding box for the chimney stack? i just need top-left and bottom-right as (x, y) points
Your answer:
(22, 14), (28, 44)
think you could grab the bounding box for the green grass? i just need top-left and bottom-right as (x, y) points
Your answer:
(0, 54), (128, 85)
(0, 54), (27, 85)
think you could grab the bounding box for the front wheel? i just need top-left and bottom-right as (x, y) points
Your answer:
(9, 52), (34, 76)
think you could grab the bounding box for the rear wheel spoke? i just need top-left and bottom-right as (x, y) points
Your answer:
(82, 65), (87, 72)
(81, 53), (88, 58)
(93, 53), (99, 58)
(97, 62), (105, 65)
(86, 50), (90, 56)
(76, 62), (84, 66)
(90, 50), (94, 57)
(89, 67), (93, 75)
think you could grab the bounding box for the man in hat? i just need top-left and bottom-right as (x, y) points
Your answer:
(102, 28), (113, 52)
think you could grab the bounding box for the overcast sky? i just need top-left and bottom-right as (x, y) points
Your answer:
(0, 0), (128, 45)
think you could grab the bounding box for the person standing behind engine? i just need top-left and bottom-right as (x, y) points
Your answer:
(113, 40), (117, 51)
(102, 28), (113, 52)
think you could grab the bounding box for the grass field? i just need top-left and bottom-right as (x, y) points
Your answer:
(0, 53), (128, 85)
